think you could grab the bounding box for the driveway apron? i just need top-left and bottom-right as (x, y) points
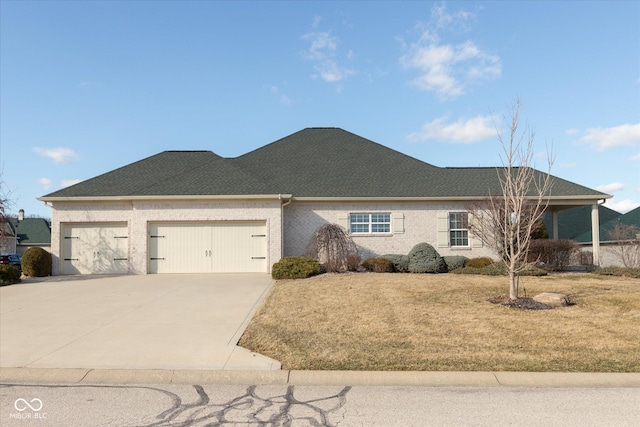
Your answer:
(0, 274), (280, 370)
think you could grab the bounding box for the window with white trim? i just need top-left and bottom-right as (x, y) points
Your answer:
(350, 213), (391, 234)
(449, 212), (469, 247)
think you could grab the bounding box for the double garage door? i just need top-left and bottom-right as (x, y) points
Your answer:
(148, 222), (267, 273)
(62, 221), (267, 274)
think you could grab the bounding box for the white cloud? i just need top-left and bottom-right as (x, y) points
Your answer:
(564, 129), (580, 135)
(301, 23), (354, 84)
(595, 182), (625, 193)
(38, 178), (52, 190)
(607, 199), (640, 214)
(61, 179), (82, 188)
(432, 1), (474, 30)
(407, 115), (495, 143)
(400, 4), (500, 99)
(630, 153), (640, 161)
(578, 123), (640, 151)
(33, 147), (78, 164)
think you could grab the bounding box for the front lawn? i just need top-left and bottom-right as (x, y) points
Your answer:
(239, 273), (640, 372)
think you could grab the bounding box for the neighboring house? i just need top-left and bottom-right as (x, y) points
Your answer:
(10, 210), (52, 255)
(573, 206), (640, 267)
(38, 128), (611, 275)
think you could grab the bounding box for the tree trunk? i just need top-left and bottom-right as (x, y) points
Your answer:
(509, 269), (518, 300)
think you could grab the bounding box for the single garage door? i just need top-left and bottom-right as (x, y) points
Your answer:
(148, 221), (267, 273)
(62, 223), (129, 274)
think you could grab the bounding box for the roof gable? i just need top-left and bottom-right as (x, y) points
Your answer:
(235, 127), (443, 197)
(11, 218), (51, 245)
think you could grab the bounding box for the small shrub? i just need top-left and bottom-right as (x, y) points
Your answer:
(408, 243), (447, 274)
(594, 266), (640, 279)
(443, 256), (468, 271)
(345, 254), (362, 272)
(21, 247), (52, 277)
(0, 265), (21, 285)
(381, 254), (409, 273)
(272, 257), (321, 280)
(465, 257), (493, 268)
(528, 239), (579, 271)
(361, 257), (395, 273)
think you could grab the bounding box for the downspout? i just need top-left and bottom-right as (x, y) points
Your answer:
(279, 194), (292, 261)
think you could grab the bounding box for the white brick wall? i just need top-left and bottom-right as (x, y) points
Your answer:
(50, 198), (500, 275)
(50, 200), (282, 275)
(283, 201), (497, 260)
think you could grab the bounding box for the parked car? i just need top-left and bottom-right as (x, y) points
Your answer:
(0, 254), (22, 271)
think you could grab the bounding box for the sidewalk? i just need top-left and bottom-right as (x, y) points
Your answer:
(2, 367), (639, 387)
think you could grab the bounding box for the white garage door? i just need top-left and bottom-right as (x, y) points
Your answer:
(148, 221), (268, 273)
(62, 223), (129, 274)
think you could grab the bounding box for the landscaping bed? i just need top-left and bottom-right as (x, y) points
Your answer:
(239, 272), (640, 372)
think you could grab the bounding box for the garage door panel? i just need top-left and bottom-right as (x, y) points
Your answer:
(149, 224), (211, 273)
(149, 221), (267, 273)
(62, 224), (129, 275)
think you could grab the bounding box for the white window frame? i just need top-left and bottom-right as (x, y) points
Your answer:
(449, 212), (470, 247)
(349, 213), (391, 235)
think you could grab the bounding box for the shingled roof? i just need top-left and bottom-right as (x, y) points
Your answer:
(40, 127), (610, 201)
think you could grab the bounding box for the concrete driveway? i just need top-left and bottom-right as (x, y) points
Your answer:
(0, 274), (280, 371)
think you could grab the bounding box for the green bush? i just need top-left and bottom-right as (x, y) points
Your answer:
(593, 266), (640, 279)
(272, 257), (321, 280)
(465, 257), (494, 268)
(408, 243), (447, 274)
(0, 265), (21, 285)
(443, 256), (468, 271)
(361, 257), (395, 273)
(21, 247), (52, 277)
(381, 254), (409, 273)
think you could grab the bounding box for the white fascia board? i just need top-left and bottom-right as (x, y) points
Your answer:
(37, 194), (293, 203)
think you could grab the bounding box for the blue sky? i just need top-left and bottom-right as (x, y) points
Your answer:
(1, 0), (639, 219)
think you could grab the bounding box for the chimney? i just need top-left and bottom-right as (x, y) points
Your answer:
(18, 209), (24, 221)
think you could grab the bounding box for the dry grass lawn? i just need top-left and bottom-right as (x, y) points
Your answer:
(239, 273), (640, 372)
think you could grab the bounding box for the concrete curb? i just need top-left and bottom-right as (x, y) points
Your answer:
(2, 368), (639, 387)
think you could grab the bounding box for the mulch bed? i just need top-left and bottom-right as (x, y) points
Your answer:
(487, 295), (554, 310)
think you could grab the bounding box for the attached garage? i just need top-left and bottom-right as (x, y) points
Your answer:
(62, 223), (129, 275)
(148, 221), (268, 273)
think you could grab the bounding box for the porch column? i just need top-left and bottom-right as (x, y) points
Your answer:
(552, 211), (559, 240)
(591, 203), (600, 266)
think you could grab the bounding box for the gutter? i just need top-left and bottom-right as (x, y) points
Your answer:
(37, 194), (294, 203)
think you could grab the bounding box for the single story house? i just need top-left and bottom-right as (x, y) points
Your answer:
(38, 128), (611, 275)
(9, 210), (52, 255)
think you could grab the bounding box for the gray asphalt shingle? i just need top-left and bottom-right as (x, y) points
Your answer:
(41, 128), (609, 200)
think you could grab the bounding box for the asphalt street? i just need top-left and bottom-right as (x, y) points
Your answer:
(2, 382), (639, 427)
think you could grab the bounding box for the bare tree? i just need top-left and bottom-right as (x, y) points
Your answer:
(0, 173), (16, 253)
(468, 98), (554, 299)
(607, 223), (640, 268)
(306, 223), (358, 272)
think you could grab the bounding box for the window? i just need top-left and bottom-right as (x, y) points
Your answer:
(449, 212), (469, 247)
(350, 213), (391, 234)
